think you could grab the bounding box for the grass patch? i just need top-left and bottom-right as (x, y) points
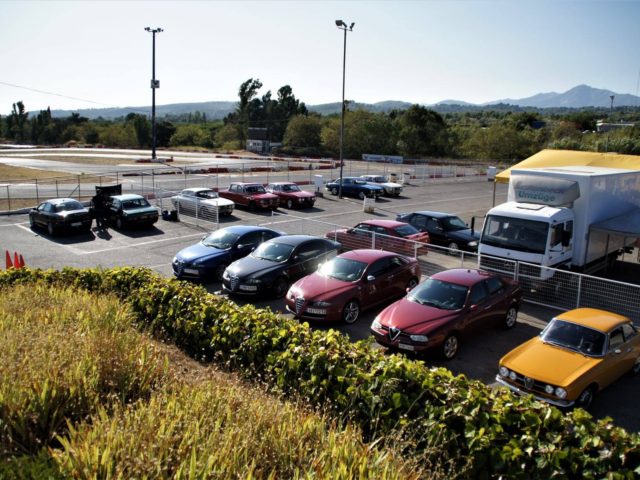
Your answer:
(0, 164), (70, 181)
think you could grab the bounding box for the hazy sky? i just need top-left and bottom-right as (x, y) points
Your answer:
(1, 0), (639, 114)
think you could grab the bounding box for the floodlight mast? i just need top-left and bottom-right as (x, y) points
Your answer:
(335, 20), (354, 199)
(145, 27), (163, 161)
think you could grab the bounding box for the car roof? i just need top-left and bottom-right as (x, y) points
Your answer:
(356, 219), (408, 228)
(265, 234), (332, 246)
(268, 182), (297, 186)
(408, 210), (457, 219)
(183, 187), (213, 193)
(219, 225), (279, 235)
(555, 308), (630, 332)
(338, 249), (403, 263)
(430, 268), (495, 287)
(232, 182), (263, 186)
(47, 198), (81, 204)
(111, 194), (145, 201)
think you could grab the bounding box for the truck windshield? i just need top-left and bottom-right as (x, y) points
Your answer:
(481, 215), (548, 254)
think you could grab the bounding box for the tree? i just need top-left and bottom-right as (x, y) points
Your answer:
(214, 123), (242, 150)
(169, 124), (208, 147)
(125, 113), (151, 147)
(394, 105), (450, 157)
(321, 110), (394, 158)
(283, 115), (322, 151)
(6, 101), (29, 143)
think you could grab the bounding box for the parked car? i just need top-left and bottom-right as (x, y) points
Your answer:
(265, 182), (316, 209)
(359, 174), (403, 197)
(106, 194), (159, 229)
(396, 210), (480, 252)
(29, 198), (92, 236)
(222, 235), (340, 298)
(286, 249), (420, 324)
(171, 188), (234, 217)
(218, 183), (279, 211)
(326, 219), (430, 256)
(325, 177), (384, 200)
(496, 308), (640, 409)
(371, 269), (521, 359)
(172, 226), (283, 281)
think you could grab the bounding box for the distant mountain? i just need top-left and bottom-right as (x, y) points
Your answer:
(486, 85), (640, 108)
(45, 85), (640, 120)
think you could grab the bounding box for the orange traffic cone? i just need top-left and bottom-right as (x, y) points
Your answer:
(13, 252), (19, 269)
(5, 250), (13, 269)
(18, 255), (25, 268)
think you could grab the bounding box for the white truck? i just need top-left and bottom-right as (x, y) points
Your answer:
(479, 166), (640, 279)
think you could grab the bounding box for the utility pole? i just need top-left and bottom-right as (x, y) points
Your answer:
(335, 20), (354, 199)
(145, 27), (163, 161)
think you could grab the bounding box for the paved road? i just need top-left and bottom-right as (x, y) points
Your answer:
(0, 176), (638, 431)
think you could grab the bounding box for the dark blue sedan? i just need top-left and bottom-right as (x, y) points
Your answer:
(325, 177), (384, 200)
(172, 225), (283, 282)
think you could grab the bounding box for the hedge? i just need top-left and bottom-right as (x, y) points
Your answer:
(1, 267), (638, 478)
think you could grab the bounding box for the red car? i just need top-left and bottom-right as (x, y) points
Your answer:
(266, 182), (316, 209)
(371, 269), (521, 359)
(286, 249), (421, 324)
(218, 182), (279, 211)
(326, 220), (429, 256)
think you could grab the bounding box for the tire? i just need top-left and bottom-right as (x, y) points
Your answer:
(331, 187), (338, 196)
(441, 334), (459, 360)
(342, 300), (360, 324)
(447, 241), (460, 253)
(272, 277), (289, 298)
(406, 277), (419, 291)
(504, 305), (518, 329)
(248, 201), (256, 212)
(286, 199), (293, 209)
(47, 222), (55, 236)
(116, 217), (123, 230)
(358, 191), (366, 200)
(631, 357), (640, 375)
(576, 385), (596, 409)
(29, 216), (35, 229)
(213, 263), (228, 282)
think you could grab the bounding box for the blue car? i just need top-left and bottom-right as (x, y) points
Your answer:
(325, 177), (384, 200)
(172, 225), (284, 282)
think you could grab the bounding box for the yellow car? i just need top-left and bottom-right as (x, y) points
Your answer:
(496, 308), (640, 409)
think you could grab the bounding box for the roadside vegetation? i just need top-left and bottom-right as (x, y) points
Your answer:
(0, 281), (448, 479)
(2, 79), (640, 161)
(0, 266), (638, 478)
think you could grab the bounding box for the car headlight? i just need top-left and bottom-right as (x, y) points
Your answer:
(545, 385), (555, 395)
(371, 319), (382, 330)
(499, 366), (509, 378)
(409, 334), (428, 343)
(468, 241), (478, 248)
(222, 270), (230, 280)
(509, 371), (517, 381)
(554, 387), (567, 399)
(286, 290), (294, 299)
(310, 301), (331, 307)
(298, 198), (304, 203)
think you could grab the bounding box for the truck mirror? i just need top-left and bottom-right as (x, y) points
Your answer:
(561, 230), (571, 247)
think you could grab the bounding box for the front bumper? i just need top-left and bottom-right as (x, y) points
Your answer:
(370, 328), (431, 353)
(494, 375), (574, 408)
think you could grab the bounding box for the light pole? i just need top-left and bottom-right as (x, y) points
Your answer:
(335, 19), (354, 199)
(145, 27), (163, 161)
(606, 95), (615, 152)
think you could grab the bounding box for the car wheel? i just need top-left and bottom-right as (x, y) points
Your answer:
(116, 217), (123, 230)
(406, 277), (419, 291)
(441, 334), (459, 360)
(214, 263), (228, 282)
(248, 201), (256, 212)
(331, 187), (338, 196)
(631, 358), (640, 375)
(504, 305), (518, 329)
(47, 222), (55, 236)
(358, 191), (366, 200)
(576, 385), (596, 409)
(342, 300), (360, 324)
(447, 241), (460, 253)
(272, 277), (289, 298)
(29, 216), (35, 229)
(286, 199), (293, 209)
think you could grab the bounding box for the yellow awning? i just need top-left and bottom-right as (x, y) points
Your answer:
(495, 149), (640, 184)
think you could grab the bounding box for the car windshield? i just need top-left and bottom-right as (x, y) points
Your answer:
(281, 184), (301, 192)
(481, 215), (549, 254)
(245, 185), (266, 194)
(55, 201), (84, 212)
(318, 257), (367, 282)
(121, 198), (150, 209)
(251, 242), (294, 262)
(371, 176), (387, 183)
(394, 224), (420, 237)
(540, 319), (606, 356)
(407, 278), (468, 310)
(196, 190), (219, 199)
(202, 230), (240, 249)
(442, 216), (468, 231)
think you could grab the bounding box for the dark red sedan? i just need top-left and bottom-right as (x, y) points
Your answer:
(326, 220), (430, 256)
(371, 269), (521, 359)
(266, 182), (316, 209)
(286, 249), (421, 324)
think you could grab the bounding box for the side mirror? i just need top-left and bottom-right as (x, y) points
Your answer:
(469, 304), (478, 312)
(367, 275), (375, 282)
(614, 348), (622, 355)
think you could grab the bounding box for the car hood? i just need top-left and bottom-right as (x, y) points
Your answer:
(175, 243), (226, 263)
(252, 193), (279, 200)
(199, 198), (234, 207)
(447, 228), (480, 242)
(377, 298), (459, 333)
(500, 338), (602, 388)
(378, 182), (402, 188)
(226, 255), (284, 279)
(290, 273), (355, 300)
(283, 191), (315, 199)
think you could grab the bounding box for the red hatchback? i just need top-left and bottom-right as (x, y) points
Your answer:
(371, 269), (521, 359)
(286, 249), (421, 324)
(326, 220), (430, 256)
(266, 182), (316, 209)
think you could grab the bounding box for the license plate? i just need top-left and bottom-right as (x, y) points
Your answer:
(398, 343), (415, 351)
(239, 285), (257, 291)
(71, 222), (82, 227)
(184, 268), (198, 275)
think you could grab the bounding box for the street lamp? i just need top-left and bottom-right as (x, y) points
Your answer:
(335, 19), (354, 199)
(606, 95), (615, 152)
(145, 27), (163, 161)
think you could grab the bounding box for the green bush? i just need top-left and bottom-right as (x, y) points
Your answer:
(1, 267), (639, 478)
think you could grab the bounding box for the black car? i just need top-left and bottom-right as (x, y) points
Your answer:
(222, 235), (341, 298)
(29, 198), (92, 236)
(172, 225), (284, 281)
(396, 210), (480, 252)
(106, 194), (159, 229)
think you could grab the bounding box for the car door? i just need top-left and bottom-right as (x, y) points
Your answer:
(360, 257), (394, 307)
(461, 281), (492, 331)
(408, 214), (428, 233)
(349, 224), (374, 250)
(342, 178), (355, 197)
(427, 217), (447, 244)
(182, 190), (197, 213)
(483, 276), (510, 323)
(33, 202), (50, 227)
(288, 240), (327, 281)
(598, 324), (640, 388)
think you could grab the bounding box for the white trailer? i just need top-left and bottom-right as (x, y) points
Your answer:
(479, 166), (640, 279)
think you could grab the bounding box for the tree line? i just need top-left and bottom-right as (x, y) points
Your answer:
(2, 79), (640, 161)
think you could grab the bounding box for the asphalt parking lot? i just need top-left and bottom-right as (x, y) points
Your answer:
(1, 176), (638, 431)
